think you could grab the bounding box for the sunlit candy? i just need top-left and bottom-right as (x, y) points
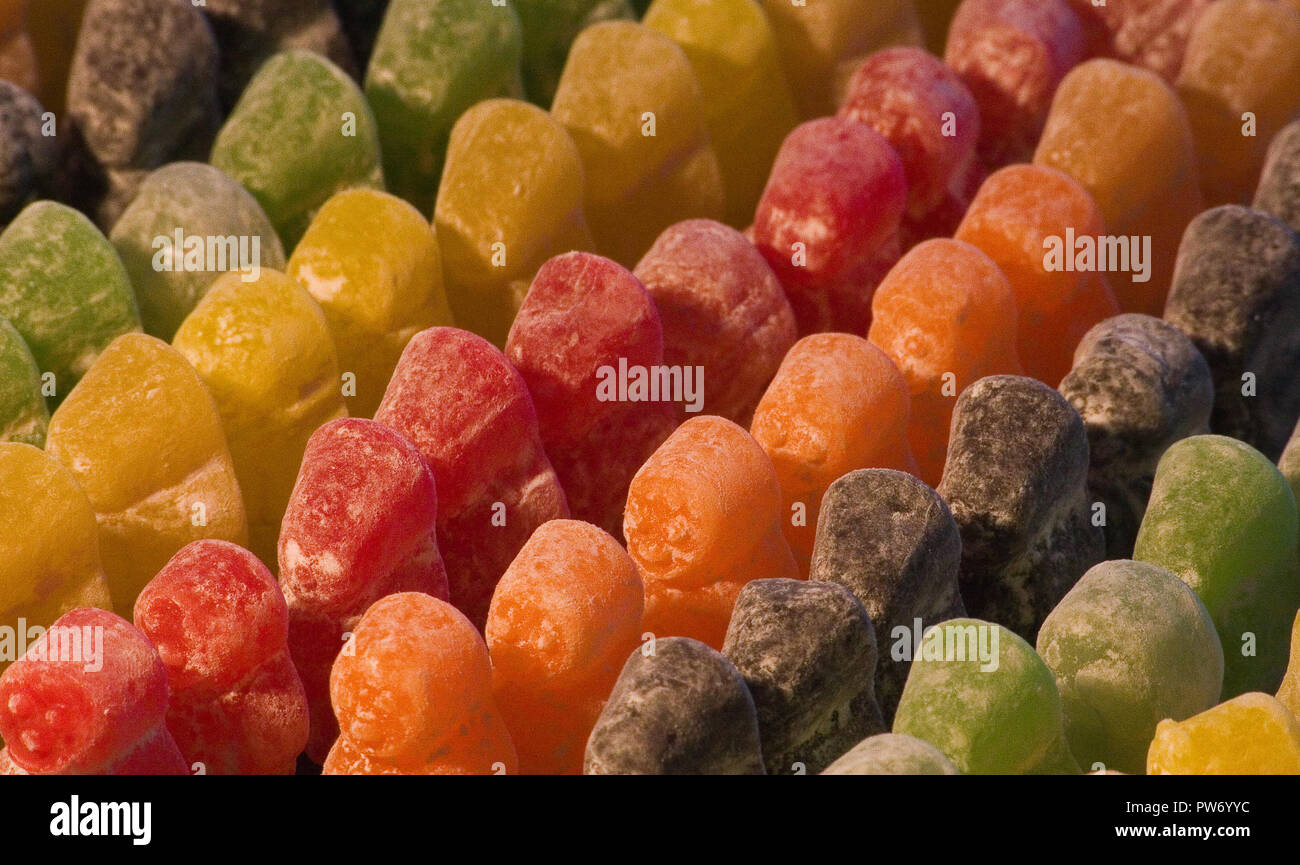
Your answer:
(937, 375), (1103, 640)
(1036, 559), (1223, 775)
(374, 327), (568, 629)
(821, 732), (960, 775)
(1065, 0), (1210, 82)
(1255, 119), (1300, 233)
(172, 269), (346, 567)
(752, 117), (907, 335)
(633, 219), (797, 426)
(1164, 205), (1300, 460)
(485, 519), (644, 775)
(134, 540), (309, 775)
(45, 333), (247, 616)
(0, 80), (55, 224)
(513, 0), (632, 107)
(1279, 611), (1300, 719)
(551, 20), (724, 268)
(1058, 314), (1213, 558)
(1134, 435), (1300, 696)
(279, 418), (449, 764)
(0, 319), (44, 446)
(364, 0), (523, 215)
(1147, 692), (1300, 775)
(810, 468), (965, 723)
(210, 50), (383, 249)
(0, 201), (140, 397)
(0, 608), (189, 775)
(288, 187), (453, 418)
(868, 239), (1021, 485)
(324, 592), (517, 775)
(750, 334), (916, 574)
(110, 162), (287, 341)
(434, 98), (593, 347)
(722, 579), (885, 775)
(584, 636), (764, 775)
(623, 415), (797, 649)
(505, 252), (677, 539)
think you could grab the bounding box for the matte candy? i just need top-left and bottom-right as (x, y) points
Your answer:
(1163, 205), (1300, 460)
(0, 444), (112, 677)
(893, 618), (1080, 774)
(279, 418), (450, 764)
(1134, 435), (1300, 696)
(45, 333), (247, 616)
(945, 0), (1087, 168)
(434, 99), (593, 347)
(0, 201), (141, 397)
(1034, 58), (1203, 316)
(172, 269), (347, 568)
(514, 0), (632, 107)
(623, 415), (798, 649)
(505, 252), (678, 539)
(1279, 611), (1300, 719)
(364, 0), (523, 215)
(1065, 0), (1210, 82)
(485, 519), (644, 775)
(374, 327), (568, 629)
(644, 0), (799, 229)
(1176, 0), (1300, 207)
(211, 50), (383, 250)
(0, 319), (45, 446)
(1036, 560), (1223, 775)
(551, 21), (724, 268)
(1284, 419), (1300, 506)
(584, 636), (764, 775)
(633, 219), (798, 426)
(134, 540), (309, 775)
(288, 187), (454, 418)
(0, 608), (188, 775)
(0, 80), (55, 224)
(867, 239), (1021, 485)
(752, 117), (907, 335)
(750, 333), (917, 575)
(937, 375), (1103, 640)
(324, 592), (517, 774)
(1147, 692), (1300, 774)
(821, 732), (960, 775)
(1255, 119), (1300, 233)
(110, 162), (287, 341)
(810, 468), (966, 723)
(722, 579), (886, 775)
(1058, 314), (1213, 558)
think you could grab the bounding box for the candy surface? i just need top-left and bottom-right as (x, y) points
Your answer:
(1255, 119), (1300, 233)
(821, 732), (960, 775)
(0, 318), (45, 446)
(1147, 692), (1300, 774)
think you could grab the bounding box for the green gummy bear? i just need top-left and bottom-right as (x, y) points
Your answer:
(365, 0), (524, 216)
(1036, 559), (1224, 775)
(1134, 434), (1300, 696)
(0, 201), (141, 397)
(211, 50), (384, 251)
(0, 318), (48, 446)
(110, 162), (287, 341)
(514, 0), (634, 107)
(821, 733), (960, 775)
(892, 618), (1080, 775)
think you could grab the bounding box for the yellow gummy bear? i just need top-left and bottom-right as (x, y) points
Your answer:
(644, 0), (799, 229)
(551, 21), (724, 269)
(172, 270), (346, 569)
(434, 98), (593, 347)
(288, 188), (453, 417)
(1279, 610), (1300, 719)
(1147, 692), (1300, 775)
(0, 442), (112, 675)
(45, 333), (247, 615)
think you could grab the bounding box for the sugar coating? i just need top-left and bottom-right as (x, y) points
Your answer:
(110, 162), (287, 341)
(0, 318), (46, 446)
(0, 80), (55, 224)
(514, 0), (632, 107)
(893, 617), (1080, 775)
(1036, 559), (1223, 775)
(584, 636), (764, 774)
(1147, 692), (1300, 774)
(938, 375), (1103, 641)
(1255, 119), (1300, 234)
(134, 539), (309, 775)
(1279, 611), (1300, 719)
(45, 333), (247, 616)
(810, 468), (966, 723)
(486, 519), (644, 774)
(822, 732), (960, 775)
(1065, 0), (1210, 82)
(722, 579), (886, 774)
(280, 418), (450, 763)
(1134, 435), (1300, 696)
(633, 219), (797, 427)
(1164, 205), (1300, 460)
